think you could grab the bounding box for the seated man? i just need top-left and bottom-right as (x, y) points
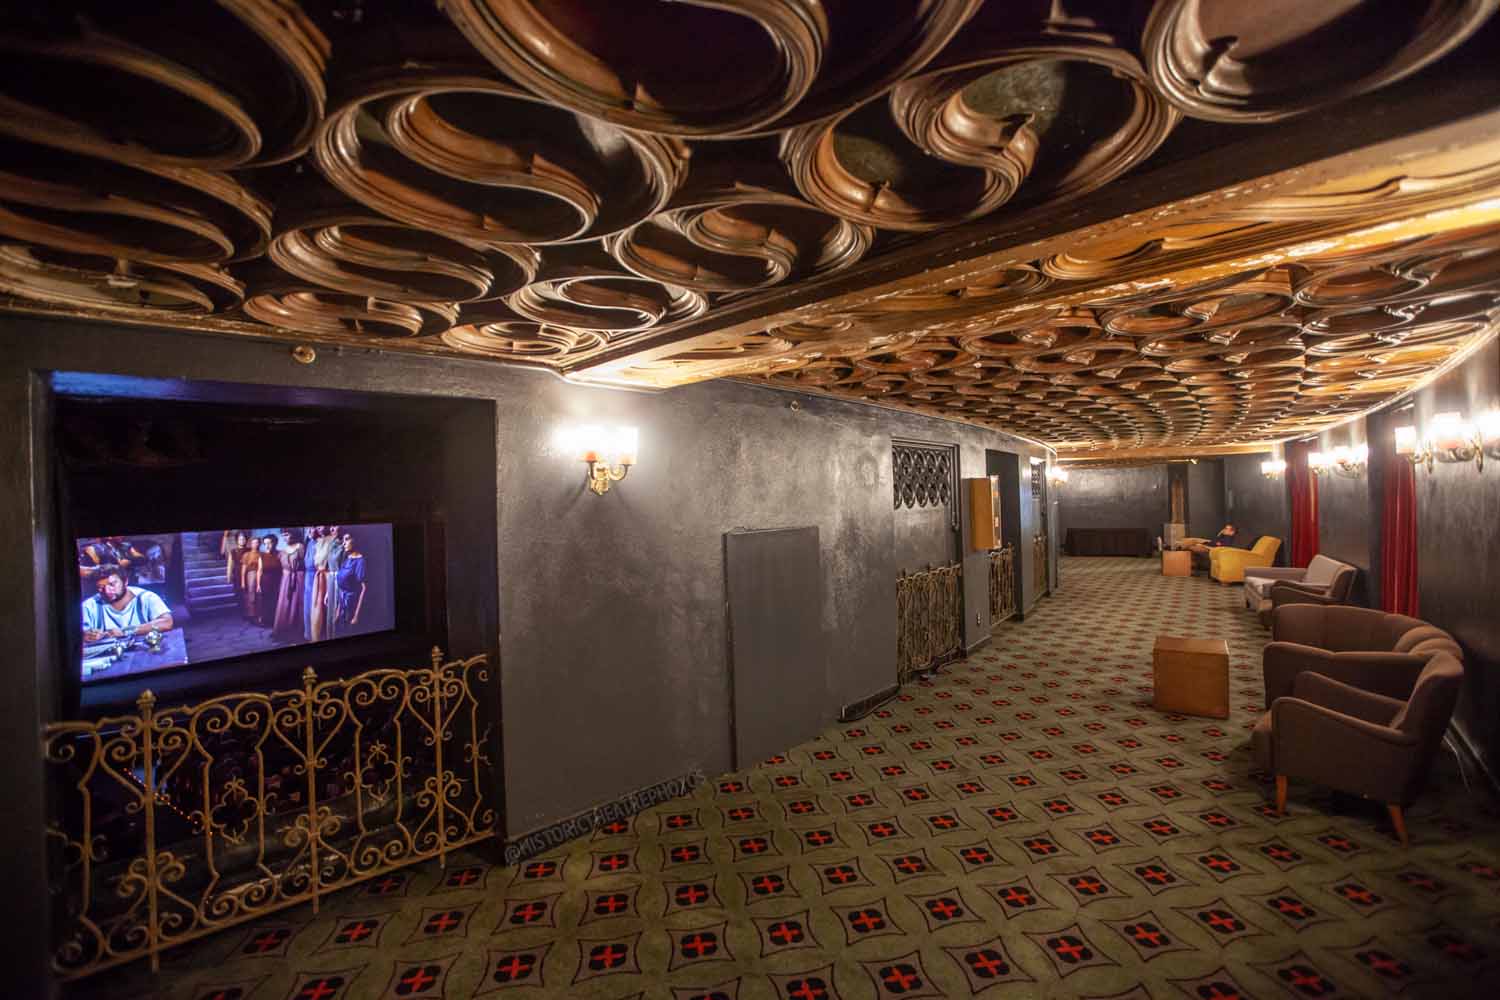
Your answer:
(81, 565), (173, 642)
(1187, 523), (1238, 555)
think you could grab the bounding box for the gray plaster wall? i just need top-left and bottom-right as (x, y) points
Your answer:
(1187, 460), (1227, 539)
(1058, 464), (1168, 542)
(1224, 453), (1289, 559)
(1406, 338), (1500, 775)
(1315, 417), (1379, 606)
(0, 315), (1050, 855)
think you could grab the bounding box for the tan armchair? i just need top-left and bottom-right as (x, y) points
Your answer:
(1243, 554), (1358, 623)
(1264, 604), (1463, 704)
(1252, 653), (1463, 845)
(1210, 536), (1281, 583)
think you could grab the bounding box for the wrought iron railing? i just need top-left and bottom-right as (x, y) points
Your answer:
(897, 563), (962, 683)
(988, 545), (1016, 625)
(1033, 533), (1049, 595)
(44, 649), (494, 981)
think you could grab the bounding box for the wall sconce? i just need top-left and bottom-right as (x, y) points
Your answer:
(1260, 458), (1286, 478)
(1308, 445), (1366, 478)
(1481, 410), (1500, 463)
(557, 424), (639, 495)
(1395, 411), (1497, 473)
(1430, 411), (1483, 471)
(1395, 422), (1433, 472)
(1046, 465), (1070, 485)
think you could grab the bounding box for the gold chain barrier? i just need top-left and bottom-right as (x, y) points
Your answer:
(896, 563), (963, 684)
(988, 545), (1016, 625)
(43, 649), (495, 981)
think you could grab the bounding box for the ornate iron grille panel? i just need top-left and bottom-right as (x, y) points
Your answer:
(989, 545), (1017, 625)
(893, 444), (953, 510)
(897, 563), (963, 683)
(1034, 534), (1050, 595)
(44, 650), (495, 981)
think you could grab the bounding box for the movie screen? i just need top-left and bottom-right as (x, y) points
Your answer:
(77, 524), (395, 684)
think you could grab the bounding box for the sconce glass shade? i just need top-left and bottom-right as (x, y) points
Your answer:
(612, 426), (639, 466)
(1479, 410), (1500, 446)
(1430, 411), (1474, 453)
(1394, 425), (1418, 455)
(1308, 451), (1327, 471)
(1260, 458), (1286, 476)
(1047, 465), (1070, 484)
(556, 424), (641, 465)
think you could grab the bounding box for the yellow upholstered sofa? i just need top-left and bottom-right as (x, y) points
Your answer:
(1211, 536), (1282, 583)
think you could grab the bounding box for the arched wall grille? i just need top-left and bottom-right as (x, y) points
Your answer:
(893, 443), (955, 510)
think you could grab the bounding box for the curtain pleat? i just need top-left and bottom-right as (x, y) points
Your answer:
(1286, 441), (1319, 568)
(1381, 452), (1419, 615)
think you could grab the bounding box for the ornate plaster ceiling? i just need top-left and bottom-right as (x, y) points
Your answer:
(2, 1), (1499, 456)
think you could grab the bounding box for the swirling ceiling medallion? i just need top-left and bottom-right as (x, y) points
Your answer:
(441, 312), (607, 363)
(269, 191), (539, 305)
(507, 246), (709, 335)
(0, 0), (327, 169)
(443, 0), (981, 137)
(604, 166), (873, 292)
(1143, 0), (1499, 124)
(240, 262), (457, 339)
(443, 0), (826, 136)
(315, 63), (687, 246)
(0, 153), (272, 266)
(781, 15), (1177, 231)
(0, 245), (243, 318)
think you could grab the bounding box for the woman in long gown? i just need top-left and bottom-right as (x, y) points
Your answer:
(273, 529), (305, 640)
(255, 534), (281, 627)
(307, 526), (337, 642)
(226, 531), (250, 602)
(334, 531), (368, 632)
(239, 539), (262, 621)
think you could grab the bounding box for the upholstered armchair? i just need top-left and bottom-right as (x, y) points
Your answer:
(1210, 536), (1281, 583)
(1263, 604), (1463, 705)
(1252, 653), (1463, 845)
(1243, 554), (1358, 620)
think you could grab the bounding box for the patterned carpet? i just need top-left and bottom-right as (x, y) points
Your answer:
(69, 557), (1500, 1000)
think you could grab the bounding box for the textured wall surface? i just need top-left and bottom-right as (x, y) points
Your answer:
(1058, 464), (1168, 542)
(0, 314), (1050, 848)
(1315, 417), (1378, 605)
(894, 504), (956, 575)
(1224, 453), (1289, 560)
(1187, 459), (1227, 539)
(1408, 338), (1500, 774)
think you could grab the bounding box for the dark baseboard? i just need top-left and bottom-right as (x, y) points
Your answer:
(502, 769), (705, 866)
(840, 683), (900, 723)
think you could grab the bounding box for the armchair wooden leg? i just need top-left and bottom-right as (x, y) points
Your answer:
(1387, 804), (1409, 848)
(1274, 775), (1287, 815)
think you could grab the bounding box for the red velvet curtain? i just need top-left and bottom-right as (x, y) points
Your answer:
(1381, 449), (1420, 615)
(1286, 440), (1319, 568)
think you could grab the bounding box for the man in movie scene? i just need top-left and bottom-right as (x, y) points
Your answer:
(81, 565), (173, 641)
(80, 536), (171, 586)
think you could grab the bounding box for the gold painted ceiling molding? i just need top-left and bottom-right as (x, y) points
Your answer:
(575, 127), (1500, 455)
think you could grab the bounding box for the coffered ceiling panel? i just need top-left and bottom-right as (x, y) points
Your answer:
(2, 0), (1499, 457)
